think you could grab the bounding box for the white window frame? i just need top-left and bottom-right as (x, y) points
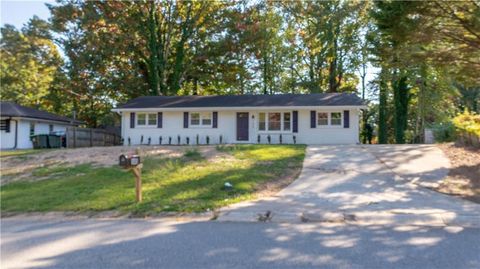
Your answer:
(137, 113), (157, 127)
(257, 111), (292, 133)
(316, 111), (343, 128)
(190, 112), (212, 128)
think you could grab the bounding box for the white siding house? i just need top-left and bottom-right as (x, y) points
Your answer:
(0, 102), (81, 149)
(113, 94), (366, 145)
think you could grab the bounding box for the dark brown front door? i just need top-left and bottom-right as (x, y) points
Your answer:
(236, 112), (249, 141)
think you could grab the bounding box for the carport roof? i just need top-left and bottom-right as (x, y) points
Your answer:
(116, 93), (366, 109)
(0, 101), (82, 125)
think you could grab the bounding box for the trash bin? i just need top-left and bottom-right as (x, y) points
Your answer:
(48, 135), (62, 148)
(30, 134), (49, 149)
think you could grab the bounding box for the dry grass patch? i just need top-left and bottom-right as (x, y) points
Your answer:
(437, 143), (480, 203)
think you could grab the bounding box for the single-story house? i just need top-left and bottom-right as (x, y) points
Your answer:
(0, 102), (82, 149)
(113, 93), (366, 145)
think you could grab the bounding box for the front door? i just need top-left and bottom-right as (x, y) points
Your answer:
(236, 112), (249, 141)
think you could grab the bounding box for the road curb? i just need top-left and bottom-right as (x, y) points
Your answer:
(216, 210), (480, 228)
(1, 211), (215, 222)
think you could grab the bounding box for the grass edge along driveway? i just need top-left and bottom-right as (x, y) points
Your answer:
(1, 145), (306, 215)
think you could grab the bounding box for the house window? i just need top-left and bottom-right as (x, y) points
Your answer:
(49, 124), (54, 132)
(137, 114), (146, 125)
(147, 113), (157, 125)
(30, 122), (35, 136)
(268, 113), (281, 131)
(283, 112), (291, 131)
(258, 112), (292, 132)
(259, 113), (266, 131)
(318, 112), (328, 126)
(190, 112), (212, 127)
(331, 112), (342, 126)
(137, 113), (157, 126)
(201, 112), (212, 125)
(190, 113), (200, 125)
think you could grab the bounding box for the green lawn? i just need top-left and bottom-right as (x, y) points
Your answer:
(1, 145), (305, 215)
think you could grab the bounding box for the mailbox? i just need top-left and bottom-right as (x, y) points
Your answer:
(119, 153), (143, 202)
(119, 154), (141, 168)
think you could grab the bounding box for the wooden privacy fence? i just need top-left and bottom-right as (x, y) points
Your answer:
(66, 127), (121, 148)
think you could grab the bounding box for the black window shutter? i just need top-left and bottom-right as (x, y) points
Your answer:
(157, 112), (163, 128)
(183, 112), (189, 128)
(310, 111), (316, 128)
(6, 119), (10, 133)
(212, 112), (218, 128)
(344, 110), (350, 128)
(292, 111), (298, 133)
(130, 112), (135, 128)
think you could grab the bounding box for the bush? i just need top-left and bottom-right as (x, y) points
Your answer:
(452, 110), (480, 146)
(431, 122), (456, 142)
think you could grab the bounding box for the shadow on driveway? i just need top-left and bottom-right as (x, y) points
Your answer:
(218, 145), (480, 226)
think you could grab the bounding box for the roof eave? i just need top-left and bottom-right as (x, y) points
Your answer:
(3, 115), (83, 126)
(112, 105), (367, 112)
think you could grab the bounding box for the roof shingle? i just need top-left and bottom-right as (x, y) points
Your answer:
(116, 93), (365, 109)
(0, 102), (81, 125)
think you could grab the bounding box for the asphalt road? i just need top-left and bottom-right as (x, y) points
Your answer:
(1, 217), (479, 269)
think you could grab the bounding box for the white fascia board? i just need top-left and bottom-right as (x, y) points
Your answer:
(6, 116), (77, 125)
(112, 105), (367, 113)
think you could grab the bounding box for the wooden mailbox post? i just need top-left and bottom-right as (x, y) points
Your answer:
(119, 150), (143, 202)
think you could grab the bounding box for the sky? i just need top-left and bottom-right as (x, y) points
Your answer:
(1, 0), (53, 29)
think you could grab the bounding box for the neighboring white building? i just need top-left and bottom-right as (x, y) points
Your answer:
(113, 93), (366, 145)
(0, 102), (81, 149)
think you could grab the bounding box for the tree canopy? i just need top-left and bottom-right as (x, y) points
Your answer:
(1, 0), (478, 142)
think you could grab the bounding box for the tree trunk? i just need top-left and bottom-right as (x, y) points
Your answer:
(415, 66), (427, 143)
(263, 53), (268, 94)
(360, 63), (368, 144)
(378, 68), (388, 144)
(328, 28), (339, 93)
(193, 78), (198, 95)
(328, 58), (337, 92)
(169, 4), (194, 94)
(147, 1), (161, 95)
(170, 39), (186, 94)
(393, 75), (409, 144)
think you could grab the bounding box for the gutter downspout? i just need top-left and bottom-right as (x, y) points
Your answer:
(4, 118), (18, 150)
(12, 119), (18, 149)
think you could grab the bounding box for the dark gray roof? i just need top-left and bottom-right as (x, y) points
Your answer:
(0, 102), (82, 125)
(116, 93), (365, 109)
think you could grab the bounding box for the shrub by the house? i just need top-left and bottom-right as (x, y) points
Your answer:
(453, 111), (480, 147)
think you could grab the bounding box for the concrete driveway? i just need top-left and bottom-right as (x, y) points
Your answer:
(218, 145), (480, 227)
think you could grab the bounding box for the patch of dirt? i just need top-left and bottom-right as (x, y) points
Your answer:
(197, 147), (235, 162)
(0, 145), (221, 185)
(254, 166), (303, 198)
(436, 143), (480, 203)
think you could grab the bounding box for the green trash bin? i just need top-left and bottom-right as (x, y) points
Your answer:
(48, 135), (62, 148)
(30, 135), (39, 149)
(30, 134), (49, 149)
